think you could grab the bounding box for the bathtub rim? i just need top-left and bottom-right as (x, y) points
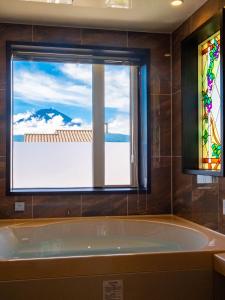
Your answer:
(0, 214), (224, 248)
(0, 214), (224, 239)
(0, 215), (224, 281)
(4, 216), (210, 255)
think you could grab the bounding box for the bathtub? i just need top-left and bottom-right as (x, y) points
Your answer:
(0, 215), (225, 300)
(0, 218), (210, 259)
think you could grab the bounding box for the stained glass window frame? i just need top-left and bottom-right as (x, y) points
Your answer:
(198, 31), (222, 172)
(181, 12), (224, 177)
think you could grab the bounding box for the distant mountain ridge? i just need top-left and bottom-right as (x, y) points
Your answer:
(15, 108), (81, 127)
(105, 133), (129, 142)
(14, 134), (130, 142)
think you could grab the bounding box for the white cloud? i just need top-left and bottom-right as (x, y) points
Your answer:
(60, 64), (92, 84)
(14, 63), (130, 113)
(108, 114), (130, 135)
(72, 117), (83, 124)
(13, 111), (33, 123)
(13, 114), (91, 135)
(14, 69), (92, 108)
(61, 64), (130, 112)
(105, 66), (130, 112)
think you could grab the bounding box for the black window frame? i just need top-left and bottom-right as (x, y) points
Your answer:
(181, 11), (224, 177)
(6, 41), (151, 195)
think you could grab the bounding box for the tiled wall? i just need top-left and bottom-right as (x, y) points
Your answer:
(172, 0), (225, 233)
(0, 25), (171, 218)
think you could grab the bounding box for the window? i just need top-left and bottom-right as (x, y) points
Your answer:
(198, 32), (221, 171)
(181, 13), (224, 176)
(7, 42), (150, 193)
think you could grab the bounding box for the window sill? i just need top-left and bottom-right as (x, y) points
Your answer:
(7, 187), (150, 196)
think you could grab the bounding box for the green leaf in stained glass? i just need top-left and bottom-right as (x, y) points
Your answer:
(202, 130), (209, 145)
(212, 144), (221, 158)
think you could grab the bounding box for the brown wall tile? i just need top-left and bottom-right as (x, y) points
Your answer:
(33, 195), (82, 218)
(128, 32), (171, 95)
(147, 157), (171, 215)
(191, 182), (219, 231)
(81, 29), (127, 47)
(128, 159), (171, 215)
(82, 194), (128, 216)
(190, 0), (221, 34)
(33, 26), (81, 44)
(172, 20), (190, 94)
(128, 193), (148, 215)
(0, 89), (6, 156)
(172, 91), (182, 157)
(0, 24), (32, 89)
(173, 157), (192, 220)
(151, 94), (171, 157)
(0, 196), (32, 219)
(0, 47), (6, 90)
(218, 178), (225, 234)
(0, 24), (32, 42)
(0, 156), (6, 197)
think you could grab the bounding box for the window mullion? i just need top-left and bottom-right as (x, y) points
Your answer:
(130, 66), (139, 187)
(92, 64), (105, 187)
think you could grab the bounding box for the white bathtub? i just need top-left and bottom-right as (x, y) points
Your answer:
(0, 216), (225, 300)
(0, 218), (209, 259)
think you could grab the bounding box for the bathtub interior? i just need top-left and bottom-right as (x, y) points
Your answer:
(0, 219), (209, 259)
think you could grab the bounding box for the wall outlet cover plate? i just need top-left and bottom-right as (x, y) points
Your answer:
(15, 202), (25, 212)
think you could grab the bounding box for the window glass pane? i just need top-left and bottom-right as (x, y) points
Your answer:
(104, 65), (131, 186)
(12, 60), (93, 189)
(198, 32), (221, 171)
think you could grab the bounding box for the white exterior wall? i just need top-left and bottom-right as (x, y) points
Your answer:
(12, 142), (130, 188)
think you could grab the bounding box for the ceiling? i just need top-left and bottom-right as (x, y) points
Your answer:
(0, 0), (207, 33)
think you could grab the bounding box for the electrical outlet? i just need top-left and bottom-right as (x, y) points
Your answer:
(15, 202), (25, 212)
(197, 175), (212, 184)
(197, 175), (218, 184)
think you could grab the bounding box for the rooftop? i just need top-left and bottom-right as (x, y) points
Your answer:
(24, 130), (93, 142)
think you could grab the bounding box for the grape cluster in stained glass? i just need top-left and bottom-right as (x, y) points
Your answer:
(199, 32), (221, 171)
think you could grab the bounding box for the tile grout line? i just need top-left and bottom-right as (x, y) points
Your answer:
(81, 194), (83, 216)
(170, 33), (173, 215)
(171, 90), (181, 95)
(145, 190), (148, 213)
(32, 25), (34, 42)
(31, 195), (34, 218)
(80, 29), (83, 46)
(152, 155), (181, 158)
(151, 93), (172, 96)
(217, 177), (221, 232)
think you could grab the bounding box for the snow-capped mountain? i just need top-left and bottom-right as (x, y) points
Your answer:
(13, 108), (130, 142)
(15, 108), (81, 127)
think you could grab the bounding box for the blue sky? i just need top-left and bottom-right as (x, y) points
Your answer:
(13, 61), (130, 135)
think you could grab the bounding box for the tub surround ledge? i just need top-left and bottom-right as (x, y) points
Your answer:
(214, 253), (225, 277)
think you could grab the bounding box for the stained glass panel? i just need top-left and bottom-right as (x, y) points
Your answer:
(199, 32), (221, 171)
